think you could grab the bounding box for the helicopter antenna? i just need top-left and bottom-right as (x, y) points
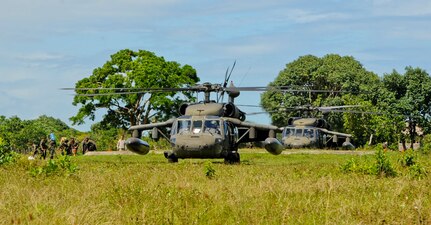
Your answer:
(218, 60), (236, 102)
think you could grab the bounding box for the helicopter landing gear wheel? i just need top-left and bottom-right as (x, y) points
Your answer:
(224, 151), (240, 164)
(164, 151), (178, 163)
(167, 156), (178, 163)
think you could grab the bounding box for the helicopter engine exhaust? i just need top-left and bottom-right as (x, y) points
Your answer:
(125, 137), (150, 155)
(224, 103), (246, 121)
(179, 103), (189, 115)
(263, 137), (283, 155)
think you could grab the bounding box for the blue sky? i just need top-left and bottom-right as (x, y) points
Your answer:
(1, 0), (430, 131)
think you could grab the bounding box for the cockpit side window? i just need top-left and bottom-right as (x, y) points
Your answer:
(204, 120), (220, 134)
(283, 127), (293, 137)
(177, 120), (191, 133)
(304, 129), (314, 138)
(309, 129), (315, 138)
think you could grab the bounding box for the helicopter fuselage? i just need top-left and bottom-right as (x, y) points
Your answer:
(280, 118), (354, 149)
(166, 115), (239, 159)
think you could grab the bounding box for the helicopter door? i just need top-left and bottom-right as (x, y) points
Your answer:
(223, 122), (237, 147)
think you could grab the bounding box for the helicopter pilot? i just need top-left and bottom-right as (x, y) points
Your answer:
(204, 120), (220, 134)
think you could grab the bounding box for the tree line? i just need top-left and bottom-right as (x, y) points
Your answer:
(261, 54), (431, 148)
(3, 50), (430, 153)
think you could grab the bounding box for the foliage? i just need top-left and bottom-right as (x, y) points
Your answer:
(29, 155), (78, 177)
(372, 147), (397, 177)
(262, 55), (431, 147)
(261, 54), (385, 146)
(340, 158), (373, 175)
(70, 49), (200, 128)
(204, 161), (216, 179)
(420, 134), (431, 154)
(0, 115), (79, 153)
(408, 164), (427, 180)
(341, 146), (397, 177)
(2, 152), (431, 224)
(0, 137), (19, 165)
(90, 122), (120, 151)
(399, 149), (416, 167)
(382, 67), (431, 142)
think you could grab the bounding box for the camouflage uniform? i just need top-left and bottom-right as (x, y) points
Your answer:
(68, 138), (79, 156)
(48, 139), (56, 159)
(82, 138), (97, 154)
(39, 138), (48, 159)
(59, 138), (69, 155)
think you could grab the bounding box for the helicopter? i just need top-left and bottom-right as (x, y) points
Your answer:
(245, 104), (358, 151)
(124, 81), (283, 163)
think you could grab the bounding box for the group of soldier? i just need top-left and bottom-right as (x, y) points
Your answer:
(31, 133), (96, 160)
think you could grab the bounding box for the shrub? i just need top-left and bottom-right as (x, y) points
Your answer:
(204, 161), (216, 179)
(340, 158), (373, 175)
(29, 155), (78, 177)
(0, 137), (19, 165)
(408, 164), (427, 180)
(399, 149), (416, 167)
(373, 147), (397, 178)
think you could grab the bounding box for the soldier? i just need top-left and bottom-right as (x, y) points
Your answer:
(58, 137), (69, 155)
(31, 140), (42, 159)
(39, 137), (48, 159)
(117, 135), (126, 151)
(68, 138), (79, 156)
(82, 137), (97, 154)
(47, 133), (57, 159)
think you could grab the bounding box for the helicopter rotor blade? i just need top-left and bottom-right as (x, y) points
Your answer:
(218, 60), (237, 102)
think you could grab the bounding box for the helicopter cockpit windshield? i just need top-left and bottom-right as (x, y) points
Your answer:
(176, 117), (221, 135)
(283, 127), (315, 139)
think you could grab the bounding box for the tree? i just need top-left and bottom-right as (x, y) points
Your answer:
(70, 49), (199, 128)
(382, 67), (431, 147)
(0, 115), (76, 152)
(261, 54), (380, 134)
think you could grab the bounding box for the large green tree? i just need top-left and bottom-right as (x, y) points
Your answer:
(382, 67), (431, 146)
(0, 115), (74, 152)
(71, 49), (199, 128)
(261, 54), (393, 146)
(261, 54), (379, 124)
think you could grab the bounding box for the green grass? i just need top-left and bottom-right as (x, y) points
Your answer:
(1, 150), (431, 224)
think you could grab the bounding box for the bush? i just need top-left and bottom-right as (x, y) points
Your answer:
(340, 158), (373, 175)
(373, 147), (397, 178)
(204, 161), (216, 179)
(29, 155), (78, 177)
(0, 137), (19, 165)
(399, 149), (416, 167)
(408, 164), (427, 180)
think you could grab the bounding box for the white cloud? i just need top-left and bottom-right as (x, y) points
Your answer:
(14, 52), (65, 61)
(284, 9), (350, 23)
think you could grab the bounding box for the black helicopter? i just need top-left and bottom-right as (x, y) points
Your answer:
(271, 105), (358, 150)
(125, 81), (282, 163)
(243, 104), (358, 150)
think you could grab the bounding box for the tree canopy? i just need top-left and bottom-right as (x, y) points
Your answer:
(261, 54), (431, 146)
(71, 49), (200, 128)
(0, 115), (75, 152)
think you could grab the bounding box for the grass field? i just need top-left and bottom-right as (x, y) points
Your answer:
(1, 149), (431, 224)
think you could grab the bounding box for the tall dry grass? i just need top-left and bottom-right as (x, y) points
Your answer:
(1, 150), (430, 224)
